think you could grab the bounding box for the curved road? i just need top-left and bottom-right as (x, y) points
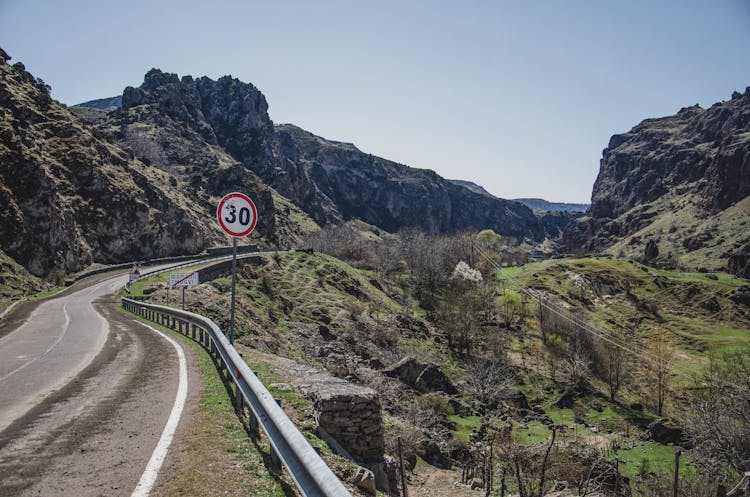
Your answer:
(0, 270), (194, 496)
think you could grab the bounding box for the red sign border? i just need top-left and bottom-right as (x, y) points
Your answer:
(216, 192), (258, 237)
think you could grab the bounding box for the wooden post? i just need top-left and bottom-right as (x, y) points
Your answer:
(614, 457), (619, 496)
(500, 467), (506, 497)
(673, 447), (681, 497)
(398, 436), (408, 497)
(485, 443), (493, 497)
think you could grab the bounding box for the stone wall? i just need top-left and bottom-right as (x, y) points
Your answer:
(313, 386), (384, 463)
(282, 359), (384, 463)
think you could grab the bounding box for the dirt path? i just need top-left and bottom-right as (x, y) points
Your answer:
(408, 463), (480, 497)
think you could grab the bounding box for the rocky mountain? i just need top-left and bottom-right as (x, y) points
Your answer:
(447, 179), (494, 197)
(77, 68), (558, 242)
(565, 88), (750, 274)
(276, 124), (550, 238)
(514, 198), (588, 213)
(76, 95), (122, 111)
(0, 50), (315, 276)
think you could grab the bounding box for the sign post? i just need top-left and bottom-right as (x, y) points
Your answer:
(216, 192), (258, 344)
(170, 271), (199, 309)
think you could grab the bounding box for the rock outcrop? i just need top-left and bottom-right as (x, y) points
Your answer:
(276, 123), (551, 239)
(565, 89), (750, 271)
(382, 356), (458, 395)
(0, 57), (223, 275)
(80, 68), (563, 245)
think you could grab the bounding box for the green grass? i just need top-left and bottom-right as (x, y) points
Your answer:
(496, 256), (750, 384)
(615, 441), (685, 482)
(120, 308), (289, 496)
(448, 415), (482, 442)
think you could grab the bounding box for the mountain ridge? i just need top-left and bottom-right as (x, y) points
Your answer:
(564, 88), (750, 274)
(84, 68), (560, 241)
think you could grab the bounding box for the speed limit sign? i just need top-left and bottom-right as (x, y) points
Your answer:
(217, 192), (257, 237)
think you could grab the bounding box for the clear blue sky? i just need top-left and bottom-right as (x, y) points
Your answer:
(2, 1), (749, 202)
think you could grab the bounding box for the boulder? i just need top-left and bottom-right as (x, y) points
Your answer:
(417, 439), (451, 469)
(382, 356), (458, 395)
(506, 389), (529, 410)
(643, 418), (691, 448)
(353, 467), (376, 495)
(554, 389), (576, 409)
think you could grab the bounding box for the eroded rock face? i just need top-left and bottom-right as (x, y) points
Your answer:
(0, 57), (225, 275)
(276, 124), (551, 239)
(88, 69), (557, 242)
(564, 89), (750, 270)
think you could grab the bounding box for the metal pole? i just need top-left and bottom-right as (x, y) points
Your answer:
(229, 237), (238, 344)
(182, 286), (185, 310)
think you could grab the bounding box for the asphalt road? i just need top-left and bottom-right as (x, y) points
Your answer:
(0, 270), (195, 496)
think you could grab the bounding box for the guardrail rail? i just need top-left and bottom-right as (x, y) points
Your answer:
(121, 297), (352, 497)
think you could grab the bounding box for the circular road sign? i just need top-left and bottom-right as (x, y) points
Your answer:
(217, 192), (258, 237)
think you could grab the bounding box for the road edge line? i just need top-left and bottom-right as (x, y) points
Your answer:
(130, 323), (188, 497)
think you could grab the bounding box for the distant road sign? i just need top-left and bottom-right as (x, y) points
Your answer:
(169, 271), (199, 287)
(217, 192), (257, 237)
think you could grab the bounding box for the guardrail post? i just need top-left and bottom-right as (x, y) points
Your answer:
(270, 446), (282, 474)
(191, 324), (196, 340)
(249, 413), (259, 437)
(234, 387), (243, 411)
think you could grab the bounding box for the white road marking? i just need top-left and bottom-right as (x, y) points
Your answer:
(130, 323), (188, 497)
(0, 303), (71, 383)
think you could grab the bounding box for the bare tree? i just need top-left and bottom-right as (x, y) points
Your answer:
(686, 351), (750, 479)
(641, 331), (677, 416)
(594, 328), (631, 402)
(494, 426), (558, 497)
(464, 357), (515, 409)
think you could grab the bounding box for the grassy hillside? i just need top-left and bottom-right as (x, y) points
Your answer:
(496, 256), (750, 382)
(601, 191), (750, 272)
(131, 249), (750, 493)
(0, 249), (44, 312)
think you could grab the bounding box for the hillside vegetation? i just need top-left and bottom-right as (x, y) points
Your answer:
(133, 228), (750, 496)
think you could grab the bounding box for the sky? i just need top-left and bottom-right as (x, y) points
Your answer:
(1, 1), (749, 203)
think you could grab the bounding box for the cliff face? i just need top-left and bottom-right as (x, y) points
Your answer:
(276, 124), (549, 239)
(565, 89), (750, 272)
(0, 58), (232, 276)
(102, 69), (319, 247)
(85, 69), (554, 242)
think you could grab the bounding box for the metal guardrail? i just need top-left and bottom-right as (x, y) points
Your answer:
(121, 298), (352, 497)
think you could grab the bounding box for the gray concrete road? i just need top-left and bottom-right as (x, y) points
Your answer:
(0, 270), (197, 496)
